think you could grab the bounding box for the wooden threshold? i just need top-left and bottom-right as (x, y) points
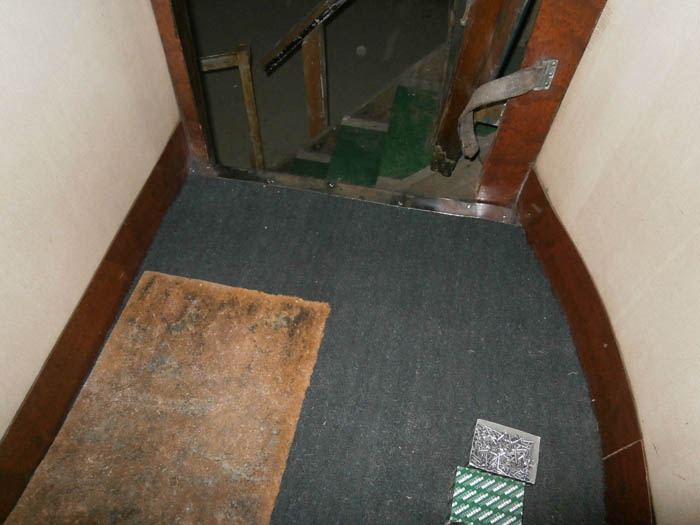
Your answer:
(0, 123), (188, 521)
(518, 172), (653, 524)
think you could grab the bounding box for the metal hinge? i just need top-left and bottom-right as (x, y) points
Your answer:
(533, 58), (558, 91)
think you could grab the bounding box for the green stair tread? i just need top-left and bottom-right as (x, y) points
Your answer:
(290, 158), (330, 180)
(327, 126), (386, 187)
(378, 86), (438, 180)
(476, 123), (498, 137)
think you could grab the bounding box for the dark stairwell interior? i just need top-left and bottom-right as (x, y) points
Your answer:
(187, 0), (541, 204)
(188, 0), (449, 170)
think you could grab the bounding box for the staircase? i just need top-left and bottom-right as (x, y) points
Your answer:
(289, 84), (437, 187)
(264, 46), (489, 204)
(210, 43), (511, 219)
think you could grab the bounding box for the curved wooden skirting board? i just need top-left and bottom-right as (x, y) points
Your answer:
(0, 123), (188, 521)
(518, 172), (653, 524)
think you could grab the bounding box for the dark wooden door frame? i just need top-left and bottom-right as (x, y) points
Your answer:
(151, 0), (214, 167)
(477, 0), (608, 206)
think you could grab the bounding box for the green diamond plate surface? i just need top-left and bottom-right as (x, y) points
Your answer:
(449, 467), (525, 525)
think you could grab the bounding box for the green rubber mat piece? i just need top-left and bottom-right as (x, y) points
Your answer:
(378, 86), (438, 180)
(327, 125), (386, 187)
(449, 467), (525, 524)
(290, 158), (329, 180)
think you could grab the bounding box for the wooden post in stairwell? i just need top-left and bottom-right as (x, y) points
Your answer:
(301, 25), (328, 139)
(236, 45), (265, 171)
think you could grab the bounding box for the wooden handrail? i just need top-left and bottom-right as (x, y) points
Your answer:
(261, 0), (350, 139)
(261, 0), (349, 74)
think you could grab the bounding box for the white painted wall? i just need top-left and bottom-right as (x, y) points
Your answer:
(536, 1), (700, 522)
(0, 1), (179, 436)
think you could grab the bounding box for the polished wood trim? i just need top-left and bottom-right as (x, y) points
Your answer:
(518, 172), (652, 523)
(151, 0), (213, 165)
(0, 124), (188, 521)
(518, 172), (640, 455)
(434, 0), (528, 164)
(478, 0), (607, 206)
(605, 441), (653, 524)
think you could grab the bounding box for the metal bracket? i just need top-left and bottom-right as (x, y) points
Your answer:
(457, 57), (560, 159)
(533, 58), (559, 91)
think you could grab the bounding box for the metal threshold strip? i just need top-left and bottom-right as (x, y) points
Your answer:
(215, 168), (518, 225)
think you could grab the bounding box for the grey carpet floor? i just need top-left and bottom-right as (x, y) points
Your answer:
(135, 175), (605, 523)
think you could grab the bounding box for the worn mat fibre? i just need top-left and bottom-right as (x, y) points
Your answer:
(8, 271), (330, 523)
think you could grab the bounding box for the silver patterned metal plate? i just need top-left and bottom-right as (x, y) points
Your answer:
(468, 419), (541, 484)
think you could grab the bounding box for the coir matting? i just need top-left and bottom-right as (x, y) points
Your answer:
(9, 272), (330, 523)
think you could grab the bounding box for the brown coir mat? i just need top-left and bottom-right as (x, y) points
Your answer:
(8, 271), (330, 523)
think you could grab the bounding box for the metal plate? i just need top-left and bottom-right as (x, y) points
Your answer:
(469, 419), (541, 484)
